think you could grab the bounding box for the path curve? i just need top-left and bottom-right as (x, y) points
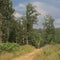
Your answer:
(12, 49), (42, 60)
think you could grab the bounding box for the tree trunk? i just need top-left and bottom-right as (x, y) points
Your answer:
(0, 14), (2, 43)
(26, 35), (28, 45)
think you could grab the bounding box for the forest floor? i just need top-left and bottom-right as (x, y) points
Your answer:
(12, 48), (42, 60)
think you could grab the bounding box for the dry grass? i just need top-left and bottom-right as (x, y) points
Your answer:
(1, 44), (60, 60)
(0, 53), (14, 60)
(0, 45), (35, 60)
(33, 44), (60, 60)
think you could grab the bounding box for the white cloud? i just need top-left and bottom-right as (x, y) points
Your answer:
(32, 1), (60, 18)
(54, 19), (60, 27)
(32, 1), (60, 28)
(18, 4), (25, 8)
(13, 12), (22, 18)
(32, 2), (47, 16)
(14, 3), (26, 12)
(55, 19), (60, 23)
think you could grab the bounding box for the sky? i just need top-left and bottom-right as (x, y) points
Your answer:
(13, 0), (60, 28)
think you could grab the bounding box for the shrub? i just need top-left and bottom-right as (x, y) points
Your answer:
(0, 43), (20, 54)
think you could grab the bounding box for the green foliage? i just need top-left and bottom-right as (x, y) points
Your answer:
(0, 43), (20, 54)
(0, 0), (60, 50)
(42, 15), (55, 44)
(22, 3), (39, 44)
(0, 0), (14, 42)
(55, 28), (60, 43)
(30, 30), (42, 48)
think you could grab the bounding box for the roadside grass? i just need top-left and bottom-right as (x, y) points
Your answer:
(13, 45), (35, 56)
(0, 44), (35, 60)
(33, 44), (60, 60)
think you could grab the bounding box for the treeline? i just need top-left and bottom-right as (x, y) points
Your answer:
(0, 0), (60, 48)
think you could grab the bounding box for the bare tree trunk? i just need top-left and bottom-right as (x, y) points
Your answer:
(0, 14), (2, 43)
(26, 34), (28, 45)
(22, 35), (25, 44)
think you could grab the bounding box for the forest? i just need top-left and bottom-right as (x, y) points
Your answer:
(0, 0), (60, 60)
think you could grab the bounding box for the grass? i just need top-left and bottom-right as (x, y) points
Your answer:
(0, 45), (35, 60)
(33, 44), (60, 60)
(0, 44), (60, 60)
(13, 45), (35, 56)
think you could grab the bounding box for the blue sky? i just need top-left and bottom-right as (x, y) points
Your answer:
(13, 0), (60, 28)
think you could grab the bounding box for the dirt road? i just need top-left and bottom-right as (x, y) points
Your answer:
(12, 49), (42, 60)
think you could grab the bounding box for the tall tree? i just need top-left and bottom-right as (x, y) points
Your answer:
(43, 15), (55, 44)
(22, 3), (39, 44)
(0, 0), (14, 42)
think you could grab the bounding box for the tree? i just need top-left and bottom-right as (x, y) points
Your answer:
(43, 15), (55, 44)
(31, 30), (42, 48)
(55, 28), (60, 43)
(15, 19), (24, 44)
(22, 3), (39, 44)
(0, 0), (14, 42)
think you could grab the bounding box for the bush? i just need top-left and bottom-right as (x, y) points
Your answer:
(0, 43), (20, 54)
